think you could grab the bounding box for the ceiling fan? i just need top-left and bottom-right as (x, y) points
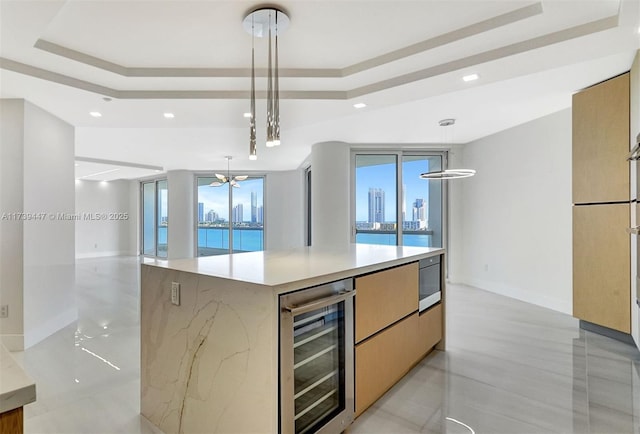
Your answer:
(210, 156), (248, 188)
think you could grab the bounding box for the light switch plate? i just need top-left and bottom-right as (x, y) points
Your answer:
(171, 282), (180, 306)
(0, 305), (7, 318)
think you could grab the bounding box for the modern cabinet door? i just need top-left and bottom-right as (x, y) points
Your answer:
(354, 313), (420, 416)
(572, 72), (629, 204)
(354, 262), (418, 343)
(573, 203), (631, 333)
(418, 304), (442, 357)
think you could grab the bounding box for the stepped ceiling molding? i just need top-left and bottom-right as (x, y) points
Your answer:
(1, 0), (639, 174)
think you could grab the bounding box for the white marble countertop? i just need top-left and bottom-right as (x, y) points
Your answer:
(0, 344), (36, 413)
(143, 244), (443, 292)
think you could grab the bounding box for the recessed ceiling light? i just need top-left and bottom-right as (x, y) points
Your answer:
(89, 112), (102, 117)
(74, 163), (79, 167)
(163, 113), (175, 119)
(462, 73), (479, 82)
(243, 112), (252, 118)
(353, 103), (367, 109)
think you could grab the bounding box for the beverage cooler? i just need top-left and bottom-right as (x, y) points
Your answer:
(279, 279), (355, 434)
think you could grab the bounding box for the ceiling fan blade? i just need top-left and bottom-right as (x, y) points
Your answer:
(215, 173), (227, 181)
(232, 183), (240, 188)
(209, 181), (223, 187)
(234, 175), (248, 181)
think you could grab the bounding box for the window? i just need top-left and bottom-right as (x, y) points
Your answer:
(354, 155), (398, 246)
(141, 179), (168, 257)
(353, 152), (444, 248)
(196, 176), (264, 256)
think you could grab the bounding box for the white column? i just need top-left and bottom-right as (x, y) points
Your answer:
(167, 170), (195, 259)
(0, 100), (26, 350)
(311, 142), (351, 248)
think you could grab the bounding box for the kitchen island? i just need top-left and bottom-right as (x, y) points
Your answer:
(141, 244), (444, 434)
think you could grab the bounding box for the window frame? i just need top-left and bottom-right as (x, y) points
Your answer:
(350, 149), (448, 249)
(193, 172), (267, 256)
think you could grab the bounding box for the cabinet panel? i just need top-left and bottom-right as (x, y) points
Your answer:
(355, 262), (418, 343)
(418, 304), (442, 358)
(573, 204), (631, 333)
(572, 73), (630, 204)
(0, 407), (23, 434)
(355, 313), (420, 416)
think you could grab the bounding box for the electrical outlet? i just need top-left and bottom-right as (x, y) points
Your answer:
(0, 305), (8, 318)
(171, 282), (180, 306)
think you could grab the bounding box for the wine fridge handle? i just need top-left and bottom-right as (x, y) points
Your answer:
(284, 290), (355, 316)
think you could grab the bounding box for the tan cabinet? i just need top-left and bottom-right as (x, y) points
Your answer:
(354, 313), (420, 416)
(572, 73), (629, 204)
(354, 262), (418, 343)
(418, 304), (442, 357)
(353, 258), (444, 417)
(573, 203), (631, 333)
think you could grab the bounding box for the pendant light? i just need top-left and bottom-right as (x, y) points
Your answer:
(243, 7), (289, 155)
(210, 156), (248, 188)
(420, 119), (476, 180)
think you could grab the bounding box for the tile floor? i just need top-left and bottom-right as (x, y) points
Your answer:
(18, 256), (640, 434)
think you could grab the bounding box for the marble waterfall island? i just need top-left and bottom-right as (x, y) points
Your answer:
(141, 244), (444, 434)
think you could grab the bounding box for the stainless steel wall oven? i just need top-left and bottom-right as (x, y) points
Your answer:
(419, 255), (441, 312)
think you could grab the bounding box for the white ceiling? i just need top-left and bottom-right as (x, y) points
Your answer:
(2, 0), (639, 179)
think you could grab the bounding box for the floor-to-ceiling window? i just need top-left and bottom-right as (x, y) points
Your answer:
(196, 176), (264, 256)
(354, 155), (398, 246)
(141, 179), (168, 257)
(353, 152), (443, 248)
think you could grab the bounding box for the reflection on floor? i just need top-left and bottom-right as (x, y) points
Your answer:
(21, 256), (640, 434)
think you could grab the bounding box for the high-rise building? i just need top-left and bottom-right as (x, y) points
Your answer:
(205, 209), (217, 223)
(198, 202), (204, 223)
(232, 204), (244, 223)
(251, 191), (257, 223)
(368, 188), (385, 223)
(412, 198), (426, 227)
(257, 206), (263, 224)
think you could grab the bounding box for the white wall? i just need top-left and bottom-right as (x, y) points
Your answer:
(265, 170), (305, 250)
(0, 100), (25, 350)
(460, 109), (573, 314)
(22, 101), (76, 349)
(75, 179), (137, 258)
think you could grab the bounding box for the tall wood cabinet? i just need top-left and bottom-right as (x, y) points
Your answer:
(572, 72), (631, 334)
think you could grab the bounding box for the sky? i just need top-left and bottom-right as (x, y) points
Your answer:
(197, 176), (264, 222)
(355, 155), (441, 222)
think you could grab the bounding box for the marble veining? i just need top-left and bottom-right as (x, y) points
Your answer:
(16, 256), (640, 434)
(141, 265), (278, 434)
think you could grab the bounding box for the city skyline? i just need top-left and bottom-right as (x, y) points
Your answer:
(197, 177), (264, 223)
(355, 156), (440, 223)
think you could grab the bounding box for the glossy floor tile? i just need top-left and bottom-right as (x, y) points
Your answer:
(351, 284), (640, 434)
(19, 256), (640, 434)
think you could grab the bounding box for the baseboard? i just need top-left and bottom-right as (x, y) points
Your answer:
(579, 320), (637, 347)
(460, 276), (572, 315)
(0, 334), (24, 351)
(24, 309), (76, 349)
(75, 250), (131, 259)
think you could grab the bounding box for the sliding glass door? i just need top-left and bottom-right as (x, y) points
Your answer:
(354, 152), (443, 248)
(141, 179), (168, 257)
(196, 176), (264, 256)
